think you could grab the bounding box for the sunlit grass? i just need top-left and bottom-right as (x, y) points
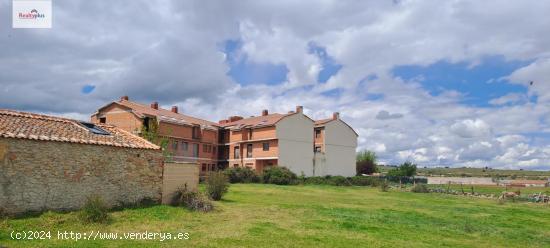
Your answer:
(1, 184), (549, 247)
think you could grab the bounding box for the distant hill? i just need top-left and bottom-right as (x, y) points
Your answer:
(378, 165), (550, 179)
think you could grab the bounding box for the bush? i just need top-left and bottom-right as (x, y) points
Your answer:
(327, 176), (352, 186)
(79, 195), (110, 223)
(349, 176), (380, 186)
(171, 186), (213, 212)
(379, 180), (390, 192)
(356, 150), (378, 175)
(411, 183), (429, 193)
(302, 176), (328, 185)
(206, 171), (230, 201)
(263, 166), (298, 185)
(224, 167), (261, 183)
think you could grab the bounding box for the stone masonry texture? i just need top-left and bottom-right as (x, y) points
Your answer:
(0, 138), (163, 215)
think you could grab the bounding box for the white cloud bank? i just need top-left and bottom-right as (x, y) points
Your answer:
(0, 0), (549, 169)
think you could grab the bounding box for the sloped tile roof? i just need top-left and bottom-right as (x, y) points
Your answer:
(103, 100), (218, 128)
(314, 118), (333, 126)
(314, 117), (358, 136)
(0, 109), (159, 149)
(220, 113), (293, 129)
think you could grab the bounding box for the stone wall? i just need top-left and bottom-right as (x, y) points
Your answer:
(0, 138), (163, 215)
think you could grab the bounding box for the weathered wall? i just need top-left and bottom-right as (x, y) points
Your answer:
(161, 162), (199, 204)
(0, 138), (163, 215)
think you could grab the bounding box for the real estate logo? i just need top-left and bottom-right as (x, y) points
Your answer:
(18, 9), (45, 19)
(12, 0), (52, 28)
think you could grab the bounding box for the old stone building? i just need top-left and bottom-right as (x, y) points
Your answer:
(0, 109), (163, 215)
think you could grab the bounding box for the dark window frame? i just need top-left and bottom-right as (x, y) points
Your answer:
(234, 146), (240, 159)
(246, 144), (253, 158)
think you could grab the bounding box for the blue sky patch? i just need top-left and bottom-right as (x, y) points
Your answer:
(222, 39), (288, 85)
(81, 84), (95, 94)
(391, 56), (531, 107)
(309, 42), (342, 83)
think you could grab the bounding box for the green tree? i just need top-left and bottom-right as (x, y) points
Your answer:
(387, 161), (417, 177)
(356, 150), (377, 163)
(140, 117), (171, 159)
(356, 150), (378, 175)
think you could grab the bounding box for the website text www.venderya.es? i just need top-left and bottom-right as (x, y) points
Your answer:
(10, 230), (190, 242)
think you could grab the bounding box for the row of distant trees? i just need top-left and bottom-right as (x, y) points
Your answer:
(356, 149), (417, 177)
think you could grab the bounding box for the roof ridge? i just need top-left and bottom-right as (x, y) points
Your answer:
(0, 109), (77, 124)
(119, 100), (219, 126)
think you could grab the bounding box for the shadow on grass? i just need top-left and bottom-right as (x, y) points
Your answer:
(4, 198), (161, 220)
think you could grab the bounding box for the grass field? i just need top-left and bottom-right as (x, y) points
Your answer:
(2, 184), (550, 247)
(427, 184), (550, 196)
(378, 165), (550, 179)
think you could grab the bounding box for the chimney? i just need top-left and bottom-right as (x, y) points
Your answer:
(151, 102), (159, 110)
(171, 106), (178, 113)
(120, 96), (129, 101)
(262, 109), (268, 116)
(296, 106), (303, 113)
(333, 112), (340, 120)
(229, 116), (244, 122)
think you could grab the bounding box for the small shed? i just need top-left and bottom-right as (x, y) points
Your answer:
(0, 109), (163, 215)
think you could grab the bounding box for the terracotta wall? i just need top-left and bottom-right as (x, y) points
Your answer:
(92, 105), (143, 133)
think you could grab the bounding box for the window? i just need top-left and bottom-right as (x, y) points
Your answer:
(263, 142), (269, 151)
(172, 140), (178, 150)
(213, 146), (217, 155)
(203, 144), (208, 153)
(143, 117), (150, 131)
(192, 126), (200, 139)
(202, 164), (206, 171)
(234, 146), (240, 159)
(193, 144), (199, 157)
(315, 129), (321, 138)
(233, 164), (239, 168)
(315, 146), (322, 152)
(79, 122), (110, 135)
(246, 144), (253, 158)
(182, 142), (188, 151)
(99, 117), (106, 124)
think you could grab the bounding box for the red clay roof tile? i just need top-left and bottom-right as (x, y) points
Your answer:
(0, 109), (159, 150)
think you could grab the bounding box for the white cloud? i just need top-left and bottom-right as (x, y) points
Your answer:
(1, 0), (550, 169)
(450, 119), (492, 138)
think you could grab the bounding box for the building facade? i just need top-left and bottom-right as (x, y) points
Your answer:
(313, 113), (358, 177)
(219, 106), (316, 175)
(91, 96), (219, 176)
(92, 97), (358, 177)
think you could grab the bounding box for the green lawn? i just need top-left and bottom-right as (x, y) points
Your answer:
(1, 184), (550, 247)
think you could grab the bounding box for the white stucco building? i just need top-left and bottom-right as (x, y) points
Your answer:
(313, 113), (358, 177)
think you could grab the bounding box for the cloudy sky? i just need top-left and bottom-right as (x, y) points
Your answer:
(1, 0), (550, 169)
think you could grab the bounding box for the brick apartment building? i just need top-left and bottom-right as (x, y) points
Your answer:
(92, 96), (358, 177)
(91, 96), (219, 175)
